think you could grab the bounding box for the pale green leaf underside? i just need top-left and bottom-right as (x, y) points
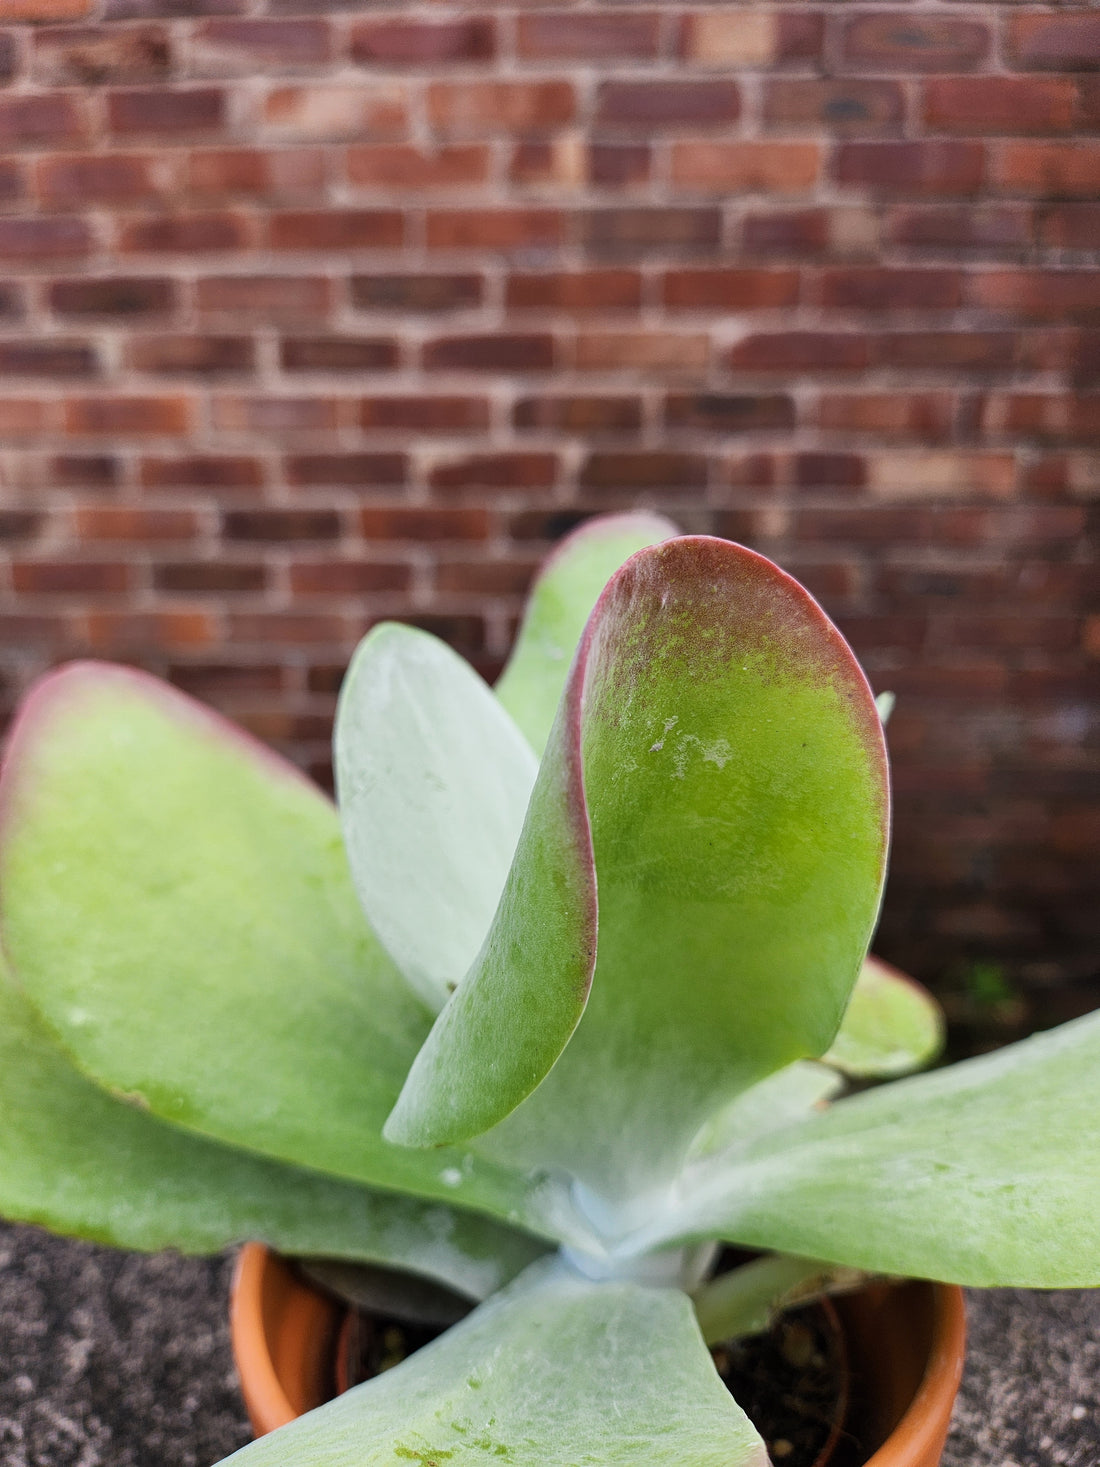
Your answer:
(0, 664), (542, 1231)
(0, 959), (545, 1298)
(336, 625), (538, 1013)
(496, 511), (680, 756)
(217, 1258), (767, 1467)
(823, 956), (945, 1079)
(690, 1062), (842, 1161)
(664, 1010), (1100, 1287)
(473, 538), (889, 1205)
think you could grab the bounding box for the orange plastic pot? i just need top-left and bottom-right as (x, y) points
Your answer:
(230, 1244), (965, 1466)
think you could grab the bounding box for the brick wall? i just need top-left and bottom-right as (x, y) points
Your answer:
(0, 0), (1096, 1031)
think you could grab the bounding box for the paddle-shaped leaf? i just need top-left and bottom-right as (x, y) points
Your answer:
(336, 624), (538, 1013)
(391, 539), (889, 1209)
(824, 956), (944, 1079)
(658, 1010), (1100, 1287)
(496, 511), (679, 755)
(217, 1258), (767, 1467)
(0, 663), (543, 1231)
(0, 955), (545, 1296)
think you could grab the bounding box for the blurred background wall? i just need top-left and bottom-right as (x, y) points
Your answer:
(0, 0), (1096, 1040)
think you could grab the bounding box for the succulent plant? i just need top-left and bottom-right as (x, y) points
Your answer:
(0, 514), (1096, 1467)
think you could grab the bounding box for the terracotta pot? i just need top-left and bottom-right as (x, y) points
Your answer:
(230, 1244), (966, 1466)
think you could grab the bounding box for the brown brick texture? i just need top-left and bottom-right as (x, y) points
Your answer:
(0, 0), (1097, 1029)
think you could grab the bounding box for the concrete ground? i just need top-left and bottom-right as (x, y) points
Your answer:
(0, 1221), (1096, 1467)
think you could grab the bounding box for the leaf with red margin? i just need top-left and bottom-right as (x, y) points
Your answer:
(387, 539), (889, 1213)
(496, 511), (680, 756)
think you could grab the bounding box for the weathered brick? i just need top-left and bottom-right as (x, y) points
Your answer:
(426, 209), (562, 253)
(423, 334), (555, 373)
(0, 215), (92, 262)
(64, 394), (192, 436)
(191, 19), (331, 73)
(728, 332), (870, 373)
(140, 454), (262, 489)
(842, 13), (991, 72)
(106, 0), (246, 18)
(187, 147), (327, 202)
(1008, 13), (1100, 71)
(288, 561), (411, 595)
(662, 268), (800, 311)
(741, 208), (878, 259)
(513, 395), (641, 435)
(993, 143), (1100, 200)
(74, 506), (199, 541)
(13, 560), (133, 595)
(923, 78), (1077, 137)
(575, 332), (709, 372)
(678, 10), (777, 68)
(792, 453), (867, 490)
(126, 334), (253, 375)
(358, 397), (489, 433)
(887, 206), (1032, 254)
(49, 454), (121, 489)
(983, 394), (1100, 445)
(0, 399), (52, 436)
(262, 84), (406, 142)
(2, 0), (91, 21)
(0, 340), (96, 377)
(80, 611), (218, 654)
(874, 332), (1016, 372)
(1038, 204), (1100, 251)
(351, 17), (495, 67)
(154, 561), (267, 594)
(33, 23), (171, 85)
(817, 393), (955, 441)
(580, 207), (721, 256)
(430, 453), (558, 493)
(969, 271), (1100, 323)
(815, 267), (962, 313)
(268, 209), (404, 252)
(224, 508), (341, 542)
(507, 270), (641, 314)
(596, 81), (740, 130)
(665, 394), (795, 433)
(589, 144), (652, 191)
(0, 32), (16, 84)
(350, 273), (482, 313)
(836, 142), (985, 197)
(0, 93), (87, 148)
(519, 10), (657, 61)
(0, 280), (25, 319)
(428, 81), (575, 136)
(108, 87), (224, 137)
(36, 152), (176, 207)
(0, 161), (25, 208)
(580, 451), (709, 492)
(117, 211), (253, 254)
(359, 507), (490, 542)
(284, 453), (406, 486)
(866, 452), (1016, 500)
(347, 145), (488, 192)
(212, 395), (338, 433)
(671, 141), (820, 193)
(280, 336), (398, 372)
(764, 79), (905, 137)
(196, 274), (331, 324)
(435, 561), (541, 597)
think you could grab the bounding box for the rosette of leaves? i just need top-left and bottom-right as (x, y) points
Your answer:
(0, 515), (1096, 1467)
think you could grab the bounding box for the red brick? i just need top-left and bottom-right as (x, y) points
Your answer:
(0, 93), (87, 148)
(679, 9), (822, 68)
(430, 453), (558, 493)
(428, 81), (575, 136)
(108, 87), (224, 137)
(223, 508), (340, 541)
(48, 455), (122, 489)
(188, 148), (327, 202)
(350, 273), (482, 313)
(580, 451), (708, 492)
(80, 611), (217, 654)
(33, 24), (171, 85)
(350, 17), (495, 66)
(36, 153), (177, 207)
(0, 216), (92, 262)
(506, 270), (641, 314)
(993, 143), (1100, 200)
(523, 10), (659, 61)
(671, 141), (820, 193)
(742, 209), (828, 258)
(284, 454), (406, 487)
(842, 13), (990, 71)
(140, 454), (262, 489)
(866, 452), (1016, 500)
(268, 209), (403, 252)
(507, 139), (586, 191)
(211, 395), (338, 433)
(0, 32), (15, 84)
(1008, 13), (1100, 71)
(262, 84), (407, 142)
(575, 332), (709, 372)
(0, 340), (97, 377)
(358, 395), (489, 436)
(74, 506), (199, 541)
(580, 208), (721, 255)
(764, 79), (905, 137)
(662, 268), (800, 311)
(12, 560), (133, 595)
(117, 211), (253, 254)
(728, 332), (870, 373)
(589, 144), (652, 191)
(347, 145), (489, 192)
(196, 274), (330, 324)
(426, 210), (562, 253)
(596, 81), (740, 130)
(191, 19), (331, 72)
(359, 507), (490, 543)
(154, 562), (267, 594)
(836, 142), (985, 197)
(280, 336), (398, 372)
(816, 268), (962, 313)
(435, 561), (540, 597)
(0, 161), (25, 209)
(513, 396), (641, 436)
(64, 395), (192, 436)
(923, 78), (1077, 137)
(106, 0), (247, 17)
(3, 0), (91, 21)
(423, 334), (555, 373)
(1039, 204), (1100, 251)
(665, 394), (795, 433)
(50, 275), (176, 318)
(288, 561), (411, 595)
(874, 332), (1016, 372)
(792, 453), (867, 490)
(126, 334), (253, 375)
(983, 394), (1100, 445)
(969, 271), (1100, 323)
(818, 393), (955, 441)
(0, 400), (52, 436)
(887, 206), (1032, 254)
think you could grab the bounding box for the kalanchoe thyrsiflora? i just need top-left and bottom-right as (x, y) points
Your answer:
(0, 514), (1096, 1467)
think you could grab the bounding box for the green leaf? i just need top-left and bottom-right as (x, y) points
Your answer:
(496, 512), (679, 756)
(0, 955), (545, 1297)
(660, 1010), (1100, 1288)
(689, 1063), (842, 1162)
(445, 538), (888, 1207)
(216, 1258), (768, 1467)
(336, 625), (538, 1013)
(823, 956), (944, 1079)
(0, 662), (544, 1230)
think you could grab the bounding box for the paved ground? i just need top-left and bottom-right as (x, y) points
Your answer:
(0, 1221), (1096, 1467)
